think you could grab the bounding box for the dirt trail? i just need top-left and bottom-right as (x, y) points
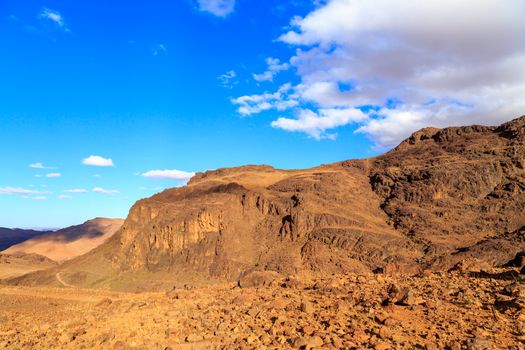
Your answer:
(55, 272), (75, 288)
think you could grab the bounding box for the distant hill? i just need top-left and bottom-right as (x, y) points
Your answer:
(0, 228), (51, 251)
(0, 252), (57, 279)
(2, 218), (123, 262)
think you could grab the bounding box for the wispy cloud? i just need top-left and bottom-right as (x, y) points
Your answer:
(142, 169), (195, 182)
(58, 194), (72, 200)
(197, 0), (236, 17)
(218, 70), (238, 88)
(64, 189), (87, 193)
(92, 187), (119, 195)
(29, 162), (53, 169)
(0, 187), (50, 195)
(153, 44), (167, 56)
(253, 57), (289, 82)
(39, 7), (69, 32)
(82, 155), (114, 167)
(46, 173), (61, 178)
(22, 195), (48, 200)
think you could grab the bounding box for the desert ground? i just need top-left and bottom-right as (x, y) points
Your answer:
(1, 268), (523, 350)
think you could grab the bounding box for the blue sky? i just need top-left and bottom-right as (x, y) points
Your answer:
(1, 0), (524, 228)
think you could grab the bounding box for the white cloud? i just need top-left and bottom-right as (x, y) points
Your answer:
(153, 44), (167, 56)
(39, 7), (69, 31)
(0, 187), (50, 195)
(234, 0), (525, 149)
(231, 83), (299, 116)
(272, 108), (368, 140)
(92, 187), (119, 195)
(197, 0), (235, 17)
(29, 162), (53, 169)
(218, 70), (237, 88)
(46, 173), (61, 178)
(142, 169), (195, 182)
(58, 194), (72, 200)
(82, 155), (114, 167)
(64, 189), (87, 193)
(253, 57), (289, 82)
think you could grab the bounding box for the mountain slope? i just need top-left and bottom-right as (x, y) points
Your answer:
(10, 115), (525, 291)
(2, 218), (124, 262)
(0, 228), (50, 251)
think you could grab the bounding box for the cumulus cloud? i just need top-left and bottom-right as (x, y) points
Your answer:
(39, 7), (69, 31)
(142, 169), (195, 182)
(197, 0), (235, 17)
(82, 155), (114, 167)
(253, 57), (289, 82)
(46, 173), (61, 178)
(92, 187), (119, 195)
(64, 189), (87, 193)
(0, 187), (50, 195)
(218, 70), (237, 88)
(234, 0), (525, 149)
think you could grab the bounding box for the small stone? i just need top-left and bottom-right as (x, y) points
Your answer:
(425, 343), (438, 350)
(378, 326), (391, 340)
(246, 334), (258, 343)
(301, 325), (315, 335)
(300, 301), (313, 313)
(185, 334), (203, 342)
(383, 317), (401, 327)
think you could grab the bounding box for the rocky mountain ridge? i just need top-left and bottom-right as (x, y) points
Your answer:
(10, 115), (525, 290)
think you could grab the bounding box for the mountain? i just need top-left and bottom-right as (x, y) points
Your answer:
(2, 218), (124, 262)
(10, 116), (525, 291)
(0, 228), (51, 251)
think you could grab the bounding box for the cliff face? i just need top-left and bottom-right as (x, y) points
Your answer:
(11, 116), (525, 289)
(112, 164), (418, 280)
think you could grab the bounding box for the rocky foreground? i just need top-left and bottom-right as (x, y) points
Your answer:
(1, 268), (524, 349)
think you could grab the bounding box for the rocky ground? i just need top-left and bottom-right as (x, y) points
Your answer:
(1, 269), (524, 349)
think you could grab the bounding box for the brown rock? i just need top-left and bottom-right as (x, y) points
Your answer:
(300, 301), (313, 314)
(238, 271), (282, 288)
